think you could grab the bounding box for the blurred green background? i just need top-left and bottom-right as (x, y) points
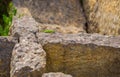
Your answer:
(0, 0), (16, 36)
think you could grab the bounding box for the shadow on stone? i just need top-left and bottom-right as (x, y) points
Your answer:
(0, 37), (15, 77)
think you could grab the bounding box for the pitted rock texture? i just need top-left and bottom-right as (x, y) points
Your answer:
(37, 33), (120, 77)
(0, 37), (16, 77)
(12, 0), (86, 34)
(83, 0), (120, 35)
(38, 33), (120, 48)
(42, 72), (72, 77)
(10, 15), (46, 77)
(10, 36), (46, 77)
(10, 16), (39, 37)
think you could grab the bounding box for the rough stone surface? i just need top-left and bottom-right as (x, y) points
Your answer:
(12, 0), (86, 33)
(10, 36), (46, 77)
(0, 37), (16, 77)
(37, 33), (120, 77)
(10, 13), (46, 77)
(42, 72), (72, 77)
(83, 0), (120, 35)
(8, 0), (120, 77)
(10, 16), (39, 37)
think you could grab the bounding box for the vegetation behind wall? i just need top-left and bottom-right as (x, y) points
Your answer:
(0, 0), (16, 36)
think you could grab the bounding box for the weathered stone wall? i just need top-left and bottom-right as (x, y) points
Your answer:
(1, 0), (120, 77)
(0, 33), (120, 77)
(38, 33), (120, 77)
(12, 0), (86, 33)
(12, 0), (120, 35)
(0, 37), (16, 77)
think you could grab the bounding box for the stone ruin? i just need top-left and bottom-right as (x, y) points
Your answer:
(0, 0), (120, 77)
